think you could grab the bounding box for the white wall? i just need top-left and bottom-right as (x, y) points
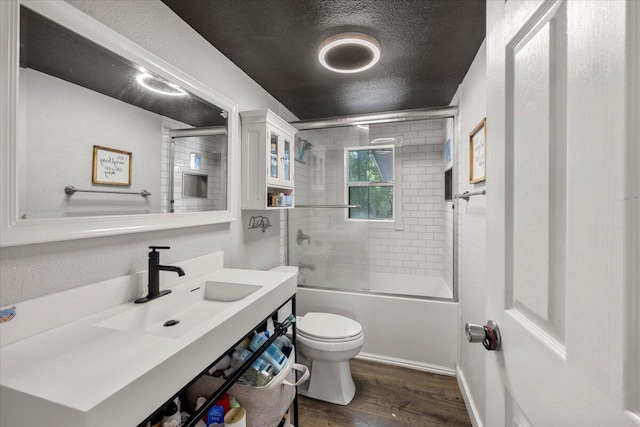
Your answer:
(18, 68), (162, 218)
(0, 0), (295, 305)
(453, 41), (487, 426)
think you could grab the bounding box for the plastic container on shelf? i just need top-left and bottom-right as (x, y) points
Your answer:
(240, 357), (273, 386)
(248, 333), (288, 373)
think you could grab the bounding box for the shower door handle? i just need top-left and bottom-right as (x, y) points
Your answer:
(465, 320), (501, 351)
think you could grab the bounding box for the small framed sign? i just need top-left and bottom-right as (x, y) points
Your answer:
(469, 119), (486, 183)
(92, 145), (132, 185)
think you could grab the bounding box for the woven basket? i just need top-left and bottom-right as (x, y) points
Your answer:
(185, 348), (309, 427)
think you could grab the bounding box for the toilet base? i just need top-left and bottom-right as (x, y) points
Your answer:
(298, 359), (356, 405)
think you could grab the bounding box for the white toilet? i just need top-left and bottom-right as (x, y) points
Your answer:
(295, 312), (364, 405)
(269, 265), (364, 405)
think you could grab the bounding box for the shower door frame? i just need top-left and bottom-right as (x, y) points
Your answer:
(287, 106), (460, 302)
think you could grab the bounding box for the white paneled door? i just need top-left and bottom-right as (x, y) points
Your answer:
(485, 0), (639, 426)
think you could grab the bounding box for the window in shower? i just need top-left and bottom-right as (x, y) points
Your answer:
(445, 169), (453, 201)
(345, 146), (394, 220)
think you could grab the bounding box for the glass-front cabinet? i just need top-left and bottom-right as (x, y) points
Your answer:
(241, 110), (297, 209)
(269, 131), (279, 182)
(267, 126), (294, 189)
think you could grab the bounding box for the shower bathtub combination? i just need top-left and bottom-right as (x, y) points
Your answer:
(286, 113), (459, 374)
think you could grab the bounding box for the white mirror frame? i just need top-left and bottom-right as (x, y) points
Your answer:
(0, 0), (239, 247)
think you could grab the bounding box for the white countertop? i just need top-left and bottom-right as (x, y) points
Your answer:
(0, 253), (296, 427)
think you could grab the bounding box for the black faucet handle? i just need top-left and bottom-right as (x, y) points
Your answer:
(149, 246), (170, 252)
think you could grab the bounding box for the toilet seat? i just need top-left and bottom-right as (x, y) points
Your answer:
(296, 312), (364, 352)
(297, 330), (364, 343)
(297, 312), (362, 341)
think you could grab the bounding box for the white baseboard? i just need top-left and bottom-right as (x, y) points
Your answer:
(356, 352), (456, 377)
(456, 363), (484, 427)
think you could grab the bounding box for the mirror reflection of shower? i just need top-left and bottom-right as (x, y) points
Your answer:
(162, 122), (228, 213)
(287, 116), (455, 300)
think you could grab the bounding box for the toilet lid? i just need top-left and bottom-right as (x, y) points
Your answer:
(297, 312), (362, 340)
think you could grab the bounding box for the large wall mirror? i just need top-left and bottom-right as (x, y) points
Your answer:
(1, 0), (239, 246)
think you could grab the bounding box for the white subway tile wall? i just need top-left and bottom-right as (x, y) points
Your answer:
(161, 118), (227, 213)
(284, 119), (453, 297)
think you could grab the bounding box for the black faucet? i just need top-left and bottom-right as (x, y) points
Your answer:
(135, 246), (185, 303)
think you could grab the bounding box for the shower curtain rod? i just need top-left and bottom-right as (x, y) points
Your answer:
(295, 204), (360, 209)
(289, 106), (458, 130)
(454, 190), (486, 201)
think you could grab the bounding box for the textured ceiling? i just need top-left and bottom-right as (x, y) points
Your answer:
(161, 0), (485, 120)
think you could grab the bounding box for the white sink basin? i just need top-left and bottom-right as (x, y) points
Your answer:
(205, 281), (262, 302)
(94, 281), (262, 339)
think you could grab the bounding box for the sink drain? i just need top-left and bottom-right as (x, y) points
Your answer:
(163, 319), (180, 327)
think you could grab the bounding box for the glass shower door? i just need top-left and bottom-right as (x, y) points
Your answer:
(288, 128), (370, 291)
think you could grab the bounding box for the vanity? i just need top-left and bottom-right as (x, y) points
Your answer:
(0, 252), (298, 426)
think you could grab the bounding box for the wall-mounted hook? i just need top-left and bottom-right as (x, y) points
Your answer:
(248, 216), (272, 232)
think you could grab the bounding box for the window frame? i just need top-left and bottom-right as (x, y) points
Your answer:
(344, 145), (395, 222)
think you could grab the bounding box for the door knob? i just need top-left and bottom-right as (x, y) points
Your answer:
(465, 320), (501, 351)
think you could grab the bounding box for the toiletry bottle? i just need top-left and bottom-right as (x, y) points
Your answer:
(273, 335), (293, 355)
(240, 357), (273, 386)
(193, 397), (207, 427)
(161, 398), (181, 426)
(270, 141), (278, 177)
(208, 354), (231, 375)
(265, 344), (288, 368)
(229, 396), (240, 409)
(249, 332), (287, 373)
(229, 348), (253, 370)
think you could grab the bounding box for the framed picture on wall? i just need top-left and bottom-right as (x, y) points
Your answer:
(92, 145), (132, 185)
(469, 118), (486, 183)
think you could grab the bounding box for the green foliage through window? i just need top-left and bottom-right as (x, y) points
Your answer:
(347, 148), (393, 220)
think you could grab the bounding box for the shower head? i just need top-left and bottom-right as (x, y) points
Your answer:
(297, 138), (313, 161)
(297, 138), (313, 150)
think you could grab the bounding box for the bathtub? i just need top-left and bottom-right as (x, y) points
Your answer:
(298, 271), (453, 299)
(369, 272), (452, 298)
(296, 285), (459, 375)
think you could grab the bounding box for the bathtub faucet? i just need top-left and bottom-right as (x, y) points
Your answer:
(297, 229), (311, 245)
(298, 262), (316, 272)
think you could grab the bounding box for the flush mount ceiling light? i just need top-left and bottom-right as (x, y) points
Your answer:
(318, 32), (381, 74)
(136, 68), (188, 96)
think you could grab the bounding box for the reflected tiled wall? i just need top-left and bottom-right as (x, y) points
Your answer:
(161, 118), (227, 213)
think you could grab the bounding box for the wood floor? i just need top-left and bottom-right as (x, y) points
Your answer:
(297, 359), (471, 427)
